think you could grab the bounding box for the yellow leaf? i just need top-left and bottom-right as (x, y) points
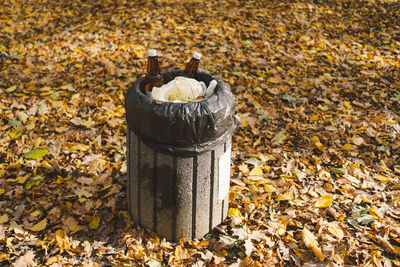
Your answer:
(41, 161), (52, 169)
(326, 55), (334, 61)
(16, 175), (30, 184)
(0, 253), (10, 262)
(264, 184), (277, 193)
(228, 208), (242, 218)
(69, 143), (89, 153)
(310, 114), (319, 121)
(269, 76), (281, 84)
(46, 257), (58, 265)
(374, 174), (392, 182)
(241, 118), (247, 127)
(369, 207), (381, 218)
(4, 27), (13, 33)
(0, 189), (4, 195)
(70, 225), (85, 234)
(55, 229), (70, 253)
(56, 65), (64, 72)
(315, 195), (333, 208)
(30, 210), (42, 217)
(0, 214), (9, 223)
(341, 143), (352, 149)
(302, 228), (324, 261)
(249, 167), (263, 176)
(31, 218), (47, 232)
(5, 85), (17, 93)
(344, 100), (352, 109)
(174, 245), (186, 261)
(276, 191), (294, 201)
(238, 163), (249, 175)
(327, 222), (344, 240)
(89, 214), (100, 230)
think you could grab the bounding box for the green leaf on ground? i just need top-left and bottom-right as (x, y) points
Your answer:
(271, 130), (287, 144)
(21, 149), (48, 159)
(281, 94), (298, 106)
(9, 129), (23, 139)
(329, 167), (346, 175)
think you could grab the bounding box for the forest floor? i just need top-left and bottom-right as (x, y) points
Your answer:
(1, 0), (400, 266)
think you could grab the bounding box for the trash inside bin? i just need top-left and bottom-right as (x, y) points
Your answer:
(125, 69), (236, 241)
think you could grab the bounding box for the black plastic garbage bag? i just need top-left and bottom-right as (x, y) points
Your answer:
(125, 69), (235, 155)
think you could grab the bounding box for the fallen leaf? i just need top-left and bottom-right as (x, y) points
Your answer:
(89, 214), (100, 230)
(315, 195), (333, 208)
(30, 218), (47, 232)
(9, 129), (23, 139)
(13, 250), (36, 267)
(5, 85), (17, 93)
(271, 130), (287, 144)
(249, 167), (263, 176)
(302, 228), (324, 261)
(327, 222), (344, 240)
(21, 149), (48, 159)
(276, 191), (294, 201)
(264, 184), (277, 193)
(0, 214), (9, 223)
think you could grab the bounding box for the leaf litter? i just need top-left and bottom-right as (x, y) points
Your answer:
(1, 0), (400, 266)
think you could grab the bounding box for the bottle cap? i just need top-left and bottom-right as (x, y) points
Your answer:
(193, 52), (201, 60)
(148, 49), (157, 57)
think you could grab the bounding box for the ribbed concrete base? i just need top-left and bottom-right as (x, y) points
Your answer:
(127, 127), (231, 242)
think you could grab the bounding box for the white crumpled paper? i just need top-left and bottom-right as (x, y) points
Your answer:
(151, 76), (204, 102)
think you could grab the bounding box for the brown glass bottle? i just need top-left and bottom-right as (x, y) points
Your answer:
(184, 52), (201, 78)
(144, 49), (163, 92)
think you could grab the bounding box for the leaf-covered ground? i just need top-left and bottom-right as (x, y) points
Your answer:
(1, 0), (400, 266)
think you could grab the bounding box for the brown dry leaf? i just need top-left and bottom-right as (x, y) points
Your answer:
(13, 250), (36, 267)
(327, 222), (344, 240)
(0, 214), (9, 223)
(302, 228), (324, 261)
(174, 245), (186, 262)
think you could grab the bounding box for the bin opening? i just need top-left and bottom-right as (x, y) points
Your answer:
(139, 69), (215, 97)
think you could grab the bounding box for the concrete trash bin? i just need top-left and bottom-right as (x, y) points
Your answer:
(125, 70), (236, 242)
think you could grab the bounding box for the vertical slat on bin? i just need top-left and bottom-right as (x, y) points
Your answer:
(127, 128), (131, 216)
(176, 156), (193, 240)
(156, 153), (175, 241)
(210, 145), (225, 230)
(127, 128), (140, 223)
(222, 138), (232, 220)
(139, 140), (154, 230)
(195, 151), (211, 238)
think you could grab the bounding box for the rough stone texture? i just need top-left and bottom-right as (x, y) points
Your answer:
(156, 152), (175, 241)
(139, 140), (154, 230)
(175, 156), (193, 240)
(194, 151), (211, 238)
(127, 127), (139, 223)
(127, 128), (231, 241)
